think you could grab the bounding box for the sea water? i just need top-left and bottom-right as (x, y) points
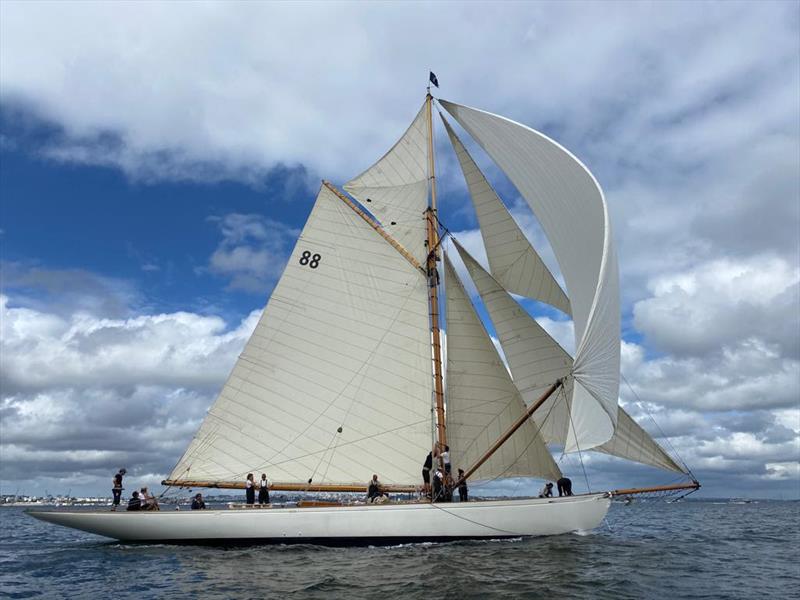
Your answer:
(1, 500), (798, 599)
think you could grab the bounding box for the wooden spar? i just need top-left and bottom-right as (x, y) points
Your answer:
(454, 379), (564, 487)
(322, 181), (424, 273)
(610, 481), (701, 497)
(425, 93), (447, 451)
(162, 479), (418, 494)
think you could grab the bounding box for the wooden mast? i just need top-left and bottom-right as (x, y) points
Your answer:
(425, 92), (447, 452)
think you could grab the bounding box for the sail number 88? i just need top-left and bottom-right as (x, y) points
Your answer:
(299, 251), (321, 269)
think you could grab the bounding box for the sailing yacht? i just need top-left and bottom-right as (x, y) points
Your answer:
(29, 89), (699, 544)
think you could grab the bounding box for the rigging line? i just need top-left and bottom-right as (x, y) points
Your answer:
(620, 372), (696, 480)
(427, 502), (526, 537)
(566, 386), (592, 494)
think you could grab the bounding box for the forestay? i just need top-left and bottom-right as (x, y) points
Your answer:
(441, 115), (570, 316)
(169, 185), (433, 486)
(441, 100), (620, 451)
(344, 104), (430, 263)
(444, 255), (561, 482)
(455, 241), (683, 473)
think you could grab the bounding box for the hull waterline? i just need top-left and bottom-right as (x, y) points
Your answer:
(27, 494), (610, 545)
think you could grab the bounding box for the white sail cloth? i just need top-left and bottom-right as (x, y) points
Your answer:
(444, 254), (562, 482)
(169, 185), (434, 486)
(441, 116), (570, 316)
(441, 100), (620, 451)
(455, 241), (684, 473)
(344, 104), (430, 263)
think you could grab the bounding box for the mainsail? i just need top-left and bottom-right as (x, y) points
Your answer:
(441, 116), (570, 316)
(169, 184), (433, 486)
(344, 103), (430, 264)
(441, 100), (621, 451)
(444, 254), (561, 482)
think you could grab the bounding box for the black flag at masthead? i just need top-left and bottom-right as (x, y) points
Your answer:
(429, 72), (439, 88)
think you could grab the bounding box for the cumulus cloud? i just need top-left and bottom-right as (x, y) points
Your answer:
(204, 213), (299, 293)
(0, 292), (258, 489)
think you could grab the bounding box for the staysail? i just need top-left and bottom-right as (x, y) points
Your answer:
(444, 254), (561, 482)
(344, 103), (430, 264)
(454, 240), (684, 473)
(441, 115), (570, 315)
(169, 184), (433, 486)
(441, 100), (621, 451)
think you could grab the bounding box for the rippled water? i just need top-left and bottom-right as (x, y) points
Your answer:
(2, 500), (798, 599)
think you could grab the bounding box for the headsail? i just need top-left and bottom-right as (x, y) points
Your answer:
(444, 254), (561, 482)
(441, 115), (570, 315)
(441, 100), (621, 450)
(454, 240), (684, 473)
(344, 103), (430, 263)
(169, 185), (433, 486)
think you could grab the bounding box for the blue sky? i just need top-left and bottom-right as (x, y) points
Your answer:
(1, 1), (798, 500)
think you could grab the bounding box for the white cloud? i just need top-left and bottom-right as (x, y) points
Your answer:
(633, 254), (799, 357)
(204, 213), (299, 293)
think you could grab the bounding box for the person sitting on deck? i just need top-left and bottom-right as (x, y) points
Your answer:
(126, 490), (142, 511)
(191, 493), (206, 510)
(557, 477), (573, 497)
(457, 468), (468, 502)
(539, 482), (554, 498)
(367, 474), (389, 503)
(245, 473), (256, 505)
(140, 487), (160, 511)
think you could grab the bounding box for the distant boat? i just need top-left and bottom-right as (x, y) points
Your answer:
(30, 86), (699, 544)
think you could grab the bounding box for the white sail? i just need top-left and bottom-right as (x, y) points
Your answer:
(455, 240), (573, 445)
(441, 116), (571, 315)
(595, 408), (686, 473)
(444, 254), (562, 482)
(441, 100), (620, 450)
(170, 185), (433, 486)
(455, 240), (682, 473)
(344, 104), (430, 263)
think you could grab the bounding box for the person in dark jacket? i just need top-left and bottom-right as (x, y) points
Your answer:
(191, 493), (206, 510)
(422, 451), (433, 497)
(557, 477), (573, 497)
(457, 468), (468, 502)
(111, 468), (126, 511)
(126, 490), (142, 511)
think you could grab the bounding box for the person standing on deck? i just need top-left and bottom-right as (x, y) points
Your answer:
(457, 469), (468, 502)
(258, 473), (270, 505)
(557, 477), (573, 497)
(245, 473), (256, 505)
(111, 468), (126, 511)
(422, 451), (433, 497)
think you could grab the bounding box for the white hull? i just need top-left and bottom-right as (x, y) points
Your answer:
(28, 494), (610, 545)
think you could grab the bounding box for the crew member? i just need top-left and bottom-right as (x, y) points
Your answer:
(245, 473), (256, 505)
(191, 493), (206, 510)
(457, 468), (468, 502)
(111, 468), (126, 511)
(557, 477), (573, 497)
(539, 482), (554, 498)
(367, 474), (388, 503)
(126, 490), (142, 511)
(258, 473), (270, 505)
